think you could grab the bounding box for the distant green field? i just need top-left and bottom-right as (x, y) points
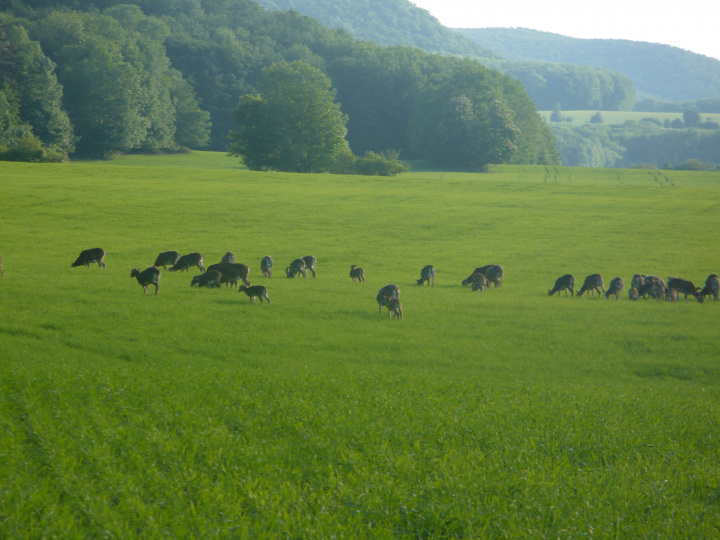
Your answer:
(1, 153), (719, 537)
(540, 110), (720, 126)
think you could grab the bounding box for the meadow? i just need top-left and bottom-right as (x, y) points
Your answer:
(539, 110), (720, 127)
(1, 153), (719, 537)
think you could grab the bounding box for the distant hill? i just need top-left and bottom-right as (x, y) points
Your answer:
(457, 28), (720, 102)
(252, 0), (501, 61)
(251, 0), (635, 111)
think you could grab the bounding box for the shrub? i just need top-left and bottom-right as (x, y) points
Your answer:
(0, 135), (67, 162)
(354, 150), (409, 176)
(673, 159), (717, 171)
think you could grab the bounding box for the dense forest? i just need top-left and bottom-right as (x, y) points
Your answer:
(458, 28), (720, 103)
(0, 0), (559, 169)
(251, 0), (637, 112)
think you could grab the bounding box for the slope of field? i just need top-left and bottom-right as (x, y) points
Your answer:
(1, 153), (719, 537)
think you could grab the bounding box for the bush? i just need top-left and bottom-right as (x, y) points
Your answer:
(641, 117), (661, 126)
(0, 135), (67, 162)
(354, 150), (409, 176)
(673, 159), (717, 171)
(629, 163), (658, 169)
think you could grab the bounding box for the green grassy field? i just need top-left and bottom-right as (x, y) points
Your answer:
(1, 152), (719, 537)
(539, 110), (720, 127)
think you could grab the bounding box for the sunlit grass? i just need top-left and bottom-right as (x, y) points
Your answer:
(1, 153), (719, 537)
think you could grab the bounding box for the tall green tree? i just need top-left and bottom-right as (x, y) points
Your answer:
(0, 16), (73, 157)
(31, 11), (149, 156)
(229, 61), (349, 173)
(408, 60), (558, 169)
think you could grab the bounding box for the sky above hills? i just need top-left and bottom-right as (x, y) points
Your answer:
(410, 0), (720, 61)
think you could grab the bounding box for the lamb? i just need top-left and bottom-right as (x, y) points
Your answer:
(221, 251), (236, 264)
(470, 272), (489, 292)
(349, 265), (365, 283)
(628, 288), (640, 301)
(154, 250), (180, 269)
(207, 262), (250, 287)
(376, 284), (400, 315)
(665, 288), (678, 302)
(462, 264), (501, 286)
(416, 264), (435, 286)
(168, 252), (205, 273)
(386, 297), (403, 319)
(577, 274), (604, 297)
(548, 274), (574, 296)
(130, 266), (160, 295)
(699, 273), (719, 301)
(238, 285), (271, 303)
(605, 277), (624, 300)
(71, 248), (106, 269)
(261, 256), (274, 278)
(666, 277), (704, 303)
(302, 255), (317, 278)
(190, 270), (223, 288)
(286, 258), (307, 278)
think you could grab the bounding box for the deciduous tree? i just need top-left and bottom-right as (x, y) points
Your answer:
(229, 61), (349, 173)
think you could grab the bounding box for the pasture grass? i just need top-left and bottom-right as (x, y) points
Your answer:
(539, 110), (720, 127)
(1, 153), (719, 537)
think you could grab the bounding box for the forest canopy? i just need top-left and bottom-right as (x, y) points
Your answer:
(0, 0), (559, 168)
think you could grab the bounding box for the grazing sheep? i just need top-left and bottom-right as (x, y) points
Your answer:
(645, 276), (666, 299)
(470, 272), (489, 292)
(191, 270), (223, 288)
(484, 265), (504, 287)
(376, 284), (400, 315)
(699, 274), (719, 301)
(71, 248), (106, 269)
(631, 274), (646, 290)
(302, 255), (317, 278)
(238, 285), (271, 303)
(168, 252), (205, 273)
(154, 250), (180, 269)
(386, 297), (403, 319)
(637, 282), (655, 299)
(207, 262), (250, 287)
(577, 274), (604, 298)
(666, 277), (704, 303)
(462, 264), (501, 286)
(349, 265), (365, 283)
(221, 251), (236, 264)
(665, 288), (678, 302)
(130, 266), (160, 295)
(416, 265), (435, 286)
(261, 256), (274, 278)
(629, 288), (640, 301)
(605, 277), (624, 300)
(286, 258), (307, 278)
(548, 274), (574, 297)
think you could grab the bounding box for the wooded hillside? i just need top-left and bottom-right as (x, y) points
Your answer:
(458, 28), (720, 102)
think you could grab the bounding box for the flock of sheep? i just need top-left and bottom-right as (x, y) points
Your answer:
(11, 248), (707, 319)
(548, 272), (720, 303)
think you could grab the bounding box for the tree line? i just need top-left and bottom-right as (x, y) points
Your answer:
(550, 121), (720, 169)
(0, 0), (559, 172)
